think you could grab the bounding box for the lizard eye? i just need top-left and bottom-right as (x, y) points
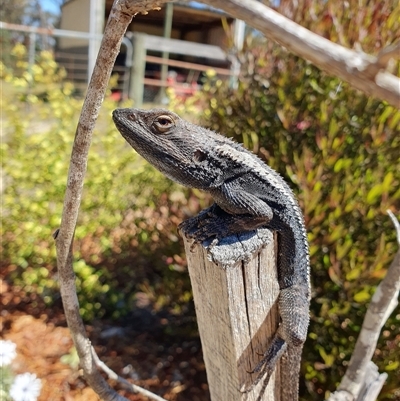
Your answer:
(153, 115), (175, 133)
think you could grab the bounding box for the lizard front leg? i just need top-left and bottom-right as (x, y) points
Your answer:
(178, 203), (271, 245)
(179, 183), (273, 245)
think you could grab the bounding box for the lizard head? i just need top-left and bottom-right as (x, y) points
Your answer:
(112, 108), (224, 188)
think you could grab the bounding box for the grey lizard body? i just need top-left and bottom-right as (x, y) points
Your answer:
(112, 108), (311, 400)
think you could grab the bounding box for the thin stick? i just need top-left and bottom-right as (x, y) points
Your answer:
(55, 1), (168, 400)
(91, 347), (167, 401)
(387, 210), (400, 245)
(376, 42), (400, 68)
(327, 211), (400, 400)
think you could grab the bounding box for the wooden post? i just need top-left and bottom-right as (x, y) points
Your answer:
(182, 229), (281, 401)
(130, 33), (146, 107)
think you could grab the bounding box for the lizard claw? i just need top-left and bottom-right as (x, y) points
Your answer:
(240, 335), (288, 393)
(178, 207), (224, 245)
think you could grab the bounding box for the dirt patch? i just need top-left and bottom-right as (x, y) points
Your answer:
(1, 273), (210, 401)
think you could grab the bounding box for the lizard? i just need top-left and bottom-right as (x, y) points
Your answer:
(112, 107), (311, 400)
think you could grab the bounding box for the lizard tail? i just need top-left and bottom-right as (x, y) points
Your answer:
(280, 345), (302, 401)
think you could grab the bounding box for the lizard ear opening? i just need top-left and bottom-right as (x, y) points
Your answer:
(193, 149), (206, 163)
(153, 115), (175, 133)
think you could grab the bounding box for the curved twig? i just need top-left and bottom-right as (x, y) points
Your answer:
(91, 347), (167, 401)
(387, 209), (400, 245)
(377, 42), (400, 68)
(327, 211), (400, 401)
(55, 1), (168, 400)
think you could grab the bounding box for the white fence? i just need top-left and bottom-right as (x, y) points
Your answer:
(1, 21), (233, 105)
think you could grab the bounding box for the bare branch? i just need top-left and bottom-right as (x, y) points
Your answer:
(91, 348), (168, 401)
(327, 212), (400, 400)
(197, 0), (400, 107)
(364, 41), (400, 78)
(327, 362), (389, 401)
(377, 42), (400, 68)
(327, 246), (400, 400)
(355, 362), (388, 401)
(387, 210), (400, 245)
(55, 1), (168, 400)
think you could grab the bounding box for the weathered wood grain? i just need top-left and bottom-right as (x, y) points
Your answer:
(183, 230), (281, 401)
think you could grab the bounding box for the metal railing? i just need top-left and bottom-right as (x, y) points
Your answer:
(0, 21), (132, 98)
(1, 21), (233, 105)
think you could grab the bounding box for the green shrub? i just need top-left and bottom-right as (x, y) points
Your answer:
(1, 45), (193, 320)
(170, 36), (399, 401)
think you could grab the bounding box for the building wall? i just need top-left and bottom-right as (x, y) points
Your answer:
(183, 31), (203, 43)
(58, 0), (230, 50)
(59, 0), (92, 49)
(207, 26), (227, 48)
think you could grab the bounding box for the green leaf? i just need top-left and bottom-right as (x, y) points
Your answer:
(318, 347), (335, 367)
(333, 159), (344, 173)
(366, 185), (382, 204)
(346, 268), (360, 281)
(353, 290), (371, 303)
(328, 117), (339, 137)
(385, 361), (399, 371)
(377, 105), (394, 124)
(382, 171), (393, 191)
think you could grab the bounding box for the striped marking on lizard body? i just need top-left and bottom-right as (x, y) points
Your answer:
(215, 144), (301, 213)
(214, 143), (310, 256)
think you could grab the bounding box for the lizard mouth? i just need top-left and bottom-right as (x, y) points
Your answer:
(112, 109), (135, 138)
(112, 108), (130, 124)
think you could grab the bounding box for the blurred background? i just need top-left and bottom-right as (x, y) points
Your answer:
(1, 1), (399, 400)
